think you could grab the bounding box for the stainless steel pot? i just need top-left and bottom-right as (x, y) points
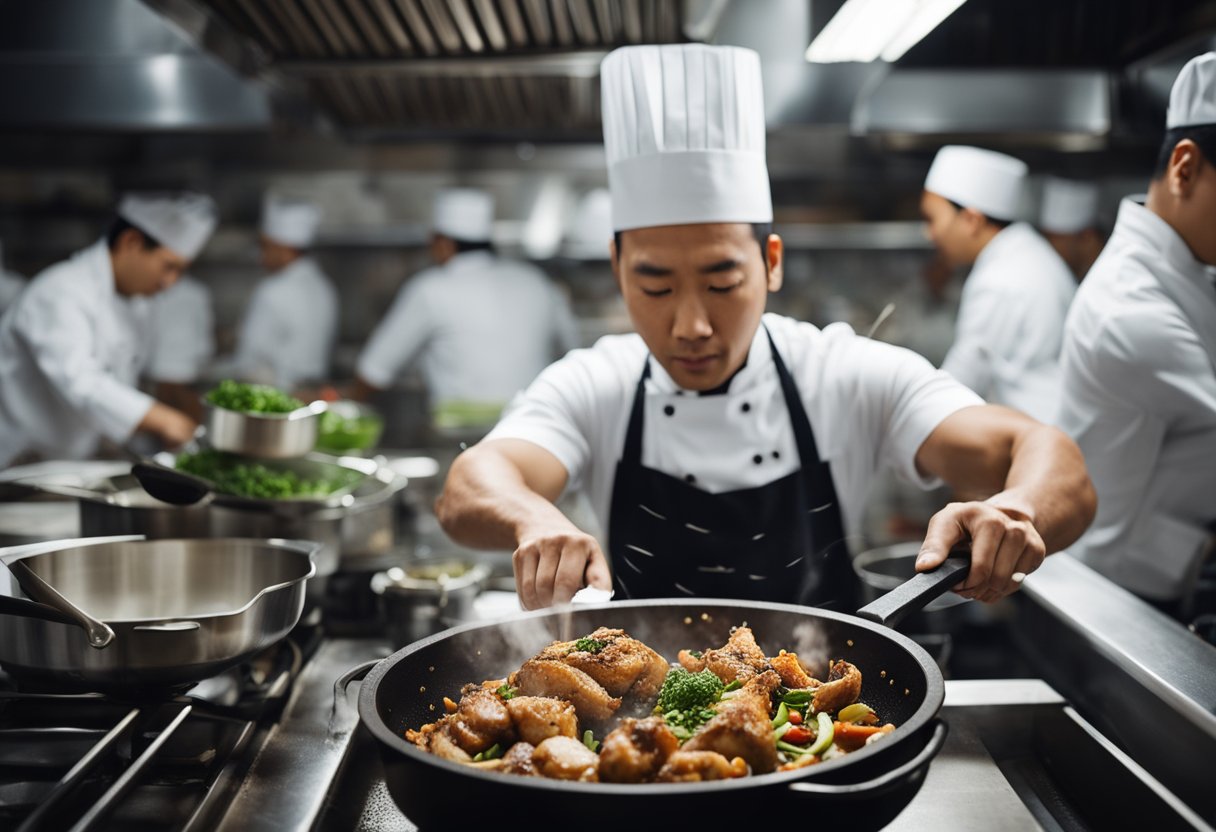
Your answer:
(0, 536), (317, 688)
(203, 399), (327, 458)
(371, 559), (489, 648)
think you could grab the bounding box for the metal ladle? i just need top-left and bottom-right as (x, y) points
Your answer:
(6, 558), (116, 648)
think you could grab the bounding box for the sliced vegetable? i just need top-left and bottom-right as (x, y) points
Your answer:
(776, 740), (816, 757)
(782, 725), (814, 745)
(787, 709), (803, 725)
(771, 702), (789, 729)
(837, 702), (876, 724)
(773, 721), (793, 742)
(833, 721), (895, 751)
(781, 688), (814, 707)
(472, 743), (503, 762)
(722, 679), (743, 693)
(583, 729), (600, 753)
(807, 712), (835, 756)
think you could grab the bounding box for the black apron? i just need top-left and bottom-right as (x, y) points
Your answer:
(606, 327), (855, 609)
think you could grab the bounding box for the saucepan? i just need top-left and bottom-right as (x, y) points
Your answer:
(0, 535), (318, 689)
(357, 558), (968, 830)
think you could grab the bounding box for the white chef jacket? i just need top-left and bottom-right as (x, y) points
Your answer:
(146, 276), (214, 384)
(357, 251), (580, 406)
(0, 269), (24, 314)
(232, 256), (337, 390)
(0, 239), (155, 467)
(486, 313), (983, 538)
(942, 222), (1077, 422)
(1057, 199), (1216, 601)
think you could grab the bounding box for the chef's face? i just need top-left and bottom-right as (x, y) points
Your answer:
(259, 235), (301, 273)
(920, 191), (979, 268)
(111, 229), (188, 296)
(612, 222), (783, 392)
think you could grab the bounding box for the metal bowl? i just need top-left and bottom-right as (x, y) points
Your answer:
(203, 400), (327, 459)
(371, 558), (489, 648)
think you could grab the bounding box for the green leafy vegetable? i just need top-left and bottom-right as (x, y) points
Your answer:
(496, 683), (517, 700)
(205, 380), (303, 414)
(315, 409), (383, 452)
(807, 712), (835, 756)
(582, 729), (600, 753)
(687, 650), (703, 659)
(175, 450), (361, 500)
(572, 637), (609, 654)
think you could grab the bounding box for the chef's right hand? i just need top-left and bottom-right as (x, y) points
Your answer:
(140, 402), (199, 450)
(513, 527), (612, 610)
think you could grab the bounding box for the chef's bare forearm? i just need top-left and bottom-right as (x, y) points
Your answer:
(436, 440), (577, 550)
(985, 421), (1096, 554)
(917, 405), (1096, 553)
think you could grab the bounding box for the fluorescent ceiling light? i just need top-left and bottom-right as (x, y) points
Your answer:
(805, 0), (968, 64)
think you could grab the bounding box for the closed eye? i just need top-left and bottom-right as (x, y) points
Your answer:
(641, 287), (672, 297)
(708, 280), (743, 294)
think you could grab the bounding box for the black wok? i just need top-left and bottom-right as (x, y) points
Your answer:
(358, 559), (967, 831)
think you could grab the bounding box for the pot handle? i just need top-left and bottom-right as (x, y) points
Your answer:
(329, 659), (380, 738)
(787, 720), (948, 799)
(132, 620), (202, 632)
(854, 556), (970, 629)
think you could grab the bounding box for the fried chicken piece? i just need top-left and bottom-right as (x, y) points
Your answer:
(703, 627), (770, 684)
(532, 735), (600, 782)
(445, 686), (515, 754)
(656, 750), (749, 782)
(506, 696), (579, 746)
(683, 670), (780, 774)
(501, 741), (538, 776)
(536, 628), (669, 703)
(770, 651), (820, 690)
(514, 659), (621, 724)
(811, 660), (862, 716)
(597, 717), (680, 784)
(426, 726), (473, 763)
(677, 649), (707, 672)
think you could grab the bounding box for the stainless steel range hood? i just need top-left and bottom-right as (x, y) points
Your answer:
(0, 0), (271, 131)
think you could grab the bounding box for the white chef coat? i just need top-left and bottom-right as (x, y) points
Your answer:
(942, 222), (1077, 422)
(357, 251), (580, 406)
(1057, 199), (1216, 601)
(232, 256), (337, 390)
(146, 276), (214, 384)
(0, 239), (155, 467)
(486, 313), (983, 538)
(0, 269), (24, 314)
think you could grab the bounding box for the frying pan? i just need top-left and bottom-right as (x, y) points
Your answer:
(0, 536), (318, 689)
(358, 558), (968, 830)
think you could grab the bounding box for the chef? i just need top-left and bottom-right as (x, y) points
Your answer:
(146, 274), (215, 420)
(0, 193), (216, 467)
(231, 194), (337, 390)
(0, 238), (25, 314)
(1039, 177), (1106, 281)
(435, 44), (1096, 611)
(1057, 52), (1216, 610)
(923, 146), (1077, 422)
(354, 187), (579, 430)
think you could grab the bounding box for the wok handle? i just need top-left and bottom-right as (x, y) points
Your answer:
(787, 720), (948, 799)
(854, 556), (970, 629)
(330, 659), (380, 738)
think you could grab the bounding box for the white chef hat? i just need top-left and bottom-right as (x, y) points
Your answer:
(117, 192), (218, 261)
(1040, 177), (1100, 234)
(433, 188), (494, 242)
(924, 146), (1027, 222)
(601, 44), (771, 232)
(1167, 51), (1216, 129)
(261, 194), (322, 248)
(564, 188), (613, 260)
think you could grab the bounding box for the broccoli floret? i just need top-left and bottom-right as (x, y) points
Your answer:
(656, 667), (724, 714)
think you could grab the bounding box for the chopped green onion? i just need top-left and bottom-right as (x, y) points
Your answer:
(807, 712), (835, 756)
(782, 689), (814, 707)
(472, 743), (503, 762)
(688, 650), (703, 659)
(771, 701), (789, 729)
(496, 683), (517, 700)
(722, 679), (743, 692)
(776, 740), (815, 756)
(582, 729), (600, 753)
(837, 703), (875, 724)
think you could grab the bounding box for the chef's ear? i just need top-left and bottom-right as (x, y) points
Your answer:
(765, 234), (784, 292)
(1166, 139), (1200, 197)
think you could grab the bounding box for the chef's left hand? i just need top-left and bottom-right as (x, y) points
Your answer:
(915, 501), (1046, 602)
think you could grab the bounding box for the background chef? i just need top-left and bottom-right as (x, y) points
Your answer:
(1039, 176), (1107, 281)
(0, 192), (216, 467)
(1057, 52), (1216, 612)
(145, 274), (215, 421)
(354, 187), (579, 432)
(923, 146), (1077, 422)
(436, 43), (1096, 611)
(230, 194), (338, 391)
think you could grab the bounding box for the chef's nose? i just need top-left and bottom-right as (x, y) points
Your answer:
(671, 293), (713, 341)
